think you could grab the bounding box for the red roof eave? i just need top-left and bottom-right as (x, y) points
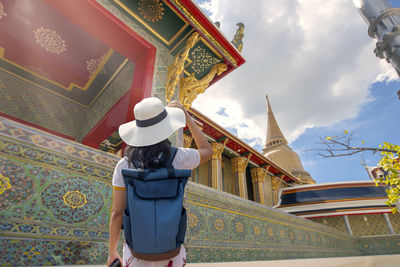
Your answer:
(188, 108), (300, 184)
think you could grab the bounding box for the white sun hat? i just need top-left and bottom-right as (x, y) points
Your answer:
(118, 97), (186, 147)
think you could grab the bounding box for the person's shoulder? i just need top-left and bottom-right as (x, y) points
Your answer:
(172, 147), (200, 169)
(115, 156), (129, 168)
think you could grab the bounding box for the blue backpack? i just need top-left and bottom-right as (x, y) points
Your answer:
(121, 147), (191, 260)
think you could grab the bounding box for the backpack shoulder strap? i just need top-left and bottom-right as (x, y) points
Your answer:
(167, 146), (178, 167)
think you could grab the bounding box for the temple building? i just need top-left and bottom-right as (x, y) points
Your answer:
(184, 107), (302, 207)
(1, 0), (399, 266)
(263, 95), (315, 185)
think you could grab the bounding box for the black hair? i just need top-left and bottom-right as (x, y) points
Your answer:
(124, 139), (171, 169)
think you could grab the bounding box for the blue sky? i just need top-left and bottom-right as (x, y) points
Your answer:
(291, 79), (399, 183)
(192, 0), (400, 184)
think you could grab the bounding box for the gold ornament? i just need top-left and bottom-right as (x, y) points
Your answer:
(254, 225), (261, 236)
(214, 218), (224, 231)
(268, 227), (274, 237)
(86, 53), (107, 78)
(188, 212), (198, 228)
(235, 222), (244, 233)
(231, 23), (245, 52)
(0, 174), (11, 195)
(190, 46), (221, 75)
(138, 0), (164, 22)
(179, 62), (227, 109)
(62, 190), (87, 209)
(24, 247), (40, 260)
(0, 2), (7, 20)
(34, 27), (67, 54)
(165, 32), (199, 102)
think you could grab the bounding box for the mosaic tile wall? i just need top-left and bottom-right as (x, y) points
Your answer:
(1, 117), (400, 266)
(0, 70), (86, 139)
(184, 183), (363, 262)
(0, 117), (119, 266)
(358, 235), (400, 255)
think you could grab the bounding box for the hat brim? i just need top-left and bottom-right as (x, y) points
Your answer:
(118, 107), (185, 147)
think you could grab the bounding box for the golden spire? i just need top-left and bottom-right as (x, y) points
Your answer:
(265, 94), (287, 149)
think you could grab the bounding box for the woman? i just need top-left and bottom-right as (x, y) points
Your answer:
(108, 97), (212, 267)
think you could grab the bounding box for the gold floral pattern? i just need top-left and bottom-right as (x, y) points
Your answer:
(214, 219), (224, 231)
(254, 225), (260, 236)
(235, 222), (244, 233)
(189, 212), (198, 228)
(62, 190), (87, 209)
(0, 174), (11, 195)
(138, 0), (164, 22)
(268, 227), (274, 237)
(24, 247), (40, 260)
(86, 53), (106, 78)
(0, 2), (7, 19)
(34, 27), (67, 54)
(190, 46), (221, 75)
(280, 230), (285, 238)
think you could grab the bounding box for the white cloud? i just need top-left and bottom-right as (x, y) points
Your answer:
(192, 0), (396, 151)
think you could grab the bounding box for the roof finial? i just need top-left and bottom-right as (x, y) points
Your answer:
(264, 93), (287, 150)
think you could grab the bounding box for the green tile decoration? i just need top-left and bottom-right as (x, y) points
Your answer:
(0, 116), (400, 266)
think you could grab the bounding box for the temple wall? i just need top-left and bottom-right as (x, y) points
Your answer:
(0, 69), (86, 139)
(310, 213), (400, 237)
(1, 117), (400, 266)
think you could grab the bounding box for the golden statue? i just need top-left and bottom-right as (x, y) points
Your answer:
(231, 23), (244, 52)
(179, 62), (227, 109)
(165, 32), (200, 102)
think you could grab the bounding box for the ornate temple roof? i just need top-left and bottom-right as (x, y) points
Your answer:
(188, 108), (301, 184)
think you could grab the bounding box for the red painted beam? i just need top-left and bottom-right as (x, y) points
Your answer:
(43, 0), (152, 61)
(43, 0), (156, 148)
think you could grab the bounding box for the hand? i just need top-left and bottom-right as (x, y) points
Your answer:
(167, 100), (186, 111)
(107, 252), (122, 267)
(167, 101), (189, 119)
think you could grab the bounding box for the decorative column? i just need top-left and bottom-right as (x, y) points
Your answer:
(209, 142), (225, 190)
(183, 133), (193, 148)
(231, 156), (248, 199)
(250, 168), (267, 205)
(271, 175), (283, 206)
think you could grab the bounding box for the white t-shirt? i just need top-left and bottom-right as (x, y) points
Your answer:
(112, 147), (200, 190)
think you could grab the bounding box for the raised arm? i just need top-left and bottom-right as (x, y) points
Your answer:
(168, 101), (212, 164)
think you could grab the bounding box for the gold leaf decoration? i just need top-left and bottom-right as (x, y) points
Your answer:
(0, 174), (11, 195)
(214, 218), (224, 231)
(190, 46), (221, 75)
(62, 190), (87, 209)
(34, 27), (67, 54)
(86, 53), (106, 78)
(138, 0), (164, 22)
